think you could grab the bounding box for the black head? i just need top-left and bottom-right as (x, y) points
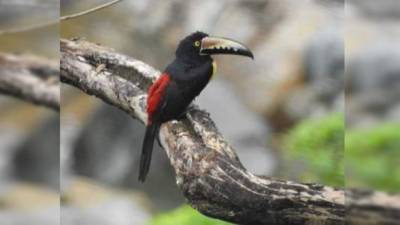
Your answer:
(175, 31), (254, 64)
(176, 31), (210, 64)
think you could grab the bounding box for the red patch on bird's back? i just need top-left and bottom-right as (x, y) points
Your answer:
(147, 73), (170, 124)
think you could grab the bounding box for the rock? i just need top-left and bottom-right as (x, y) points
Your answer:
(0, 182), (58, 210)
(0, 207), (59, 225)
(71, 103), (184, 212)
(284, 26), (344, 121)
(346, 42), (400, 127)
(348, 43), (400, 94)
(0, 128), (22, 184)
(73, 105), (139, 185)
(13, 115), (60, 189)
(196, 79), (276, 175)
(62, 177), (150, 225)
(345, 1), (400, 127)
(304, 27), (344, 103)
(349, 0), (400, 20)
(0, 182), (59, 225)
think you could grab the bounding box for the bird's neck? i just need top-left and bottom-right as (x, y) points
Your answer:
(176, 54), (211, 67)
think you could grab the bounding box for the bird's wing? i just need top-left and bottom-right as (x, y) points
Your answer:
(147, 73), (171, 124)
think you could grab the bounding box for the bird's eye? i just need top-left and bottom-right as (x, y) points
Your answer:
(194, 41), (201, 47)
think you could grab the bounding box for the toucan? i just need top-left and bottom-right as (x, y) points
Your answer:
(139, 31), (253, 182)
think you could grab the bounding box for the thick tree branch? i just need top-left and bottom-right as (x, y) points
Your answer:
(60, 39), (400, 225)
(0, 53), (59, 110)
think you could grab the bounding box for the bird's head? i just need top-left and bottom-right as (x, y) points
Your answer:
(175, 31), (253, 64)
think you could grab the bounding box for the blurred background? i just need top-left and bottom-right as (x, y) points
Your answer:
(0, 0), (59, 225)
(61, 0), (341, 224)
(1, 0), (399, 224)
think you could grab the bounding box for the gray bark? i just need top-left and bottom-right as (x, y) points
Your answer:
(0, 53), (59, 110)
(60, 38), (400, 225)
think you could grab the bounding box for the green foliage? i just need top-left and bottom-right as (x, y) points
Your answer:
(283, 113), (400, 192)
(283, 113), (344, 187)
(346, 124), (400, 192)
(150, 205), (234, 225)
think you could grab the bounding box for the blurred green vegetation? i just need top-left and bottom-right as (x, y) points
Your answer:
(283, 113), (344, 187)
(346, 124), (400, 192)
(282, 113), (400, 192)
(150, 205), (233, 225)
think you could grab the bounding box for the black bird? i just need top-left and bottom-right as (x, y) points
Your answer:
(139, 31), (253, 182)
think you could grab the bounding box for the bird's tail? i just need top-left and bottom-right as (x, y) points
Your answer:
(139, 123), (160, 182)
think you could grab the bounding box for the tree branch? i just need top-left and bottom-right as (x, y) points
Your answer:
(0, 53), (59, 110)
(60, 0), (123, 21)
(0, 0), (123, 36)
(60, 38), (400, 225)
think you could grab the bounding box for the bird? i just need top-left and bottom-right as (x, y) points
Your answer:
(139, 31), (253, 182)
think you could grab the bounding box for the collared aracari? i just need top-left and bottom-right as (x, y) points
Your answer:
(139, 31), (253, 182)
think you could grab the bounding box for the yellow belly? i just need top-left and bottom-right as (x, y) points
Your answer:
(212, 60), (217, 79)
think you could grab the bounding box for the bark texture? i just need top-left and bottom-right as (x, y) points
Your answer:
(60, 38), (400, 225)
(0, 53), (59, 110)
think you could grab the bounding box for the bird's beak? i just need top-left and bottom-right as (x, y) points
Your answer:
(200, 36), (254, 59)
